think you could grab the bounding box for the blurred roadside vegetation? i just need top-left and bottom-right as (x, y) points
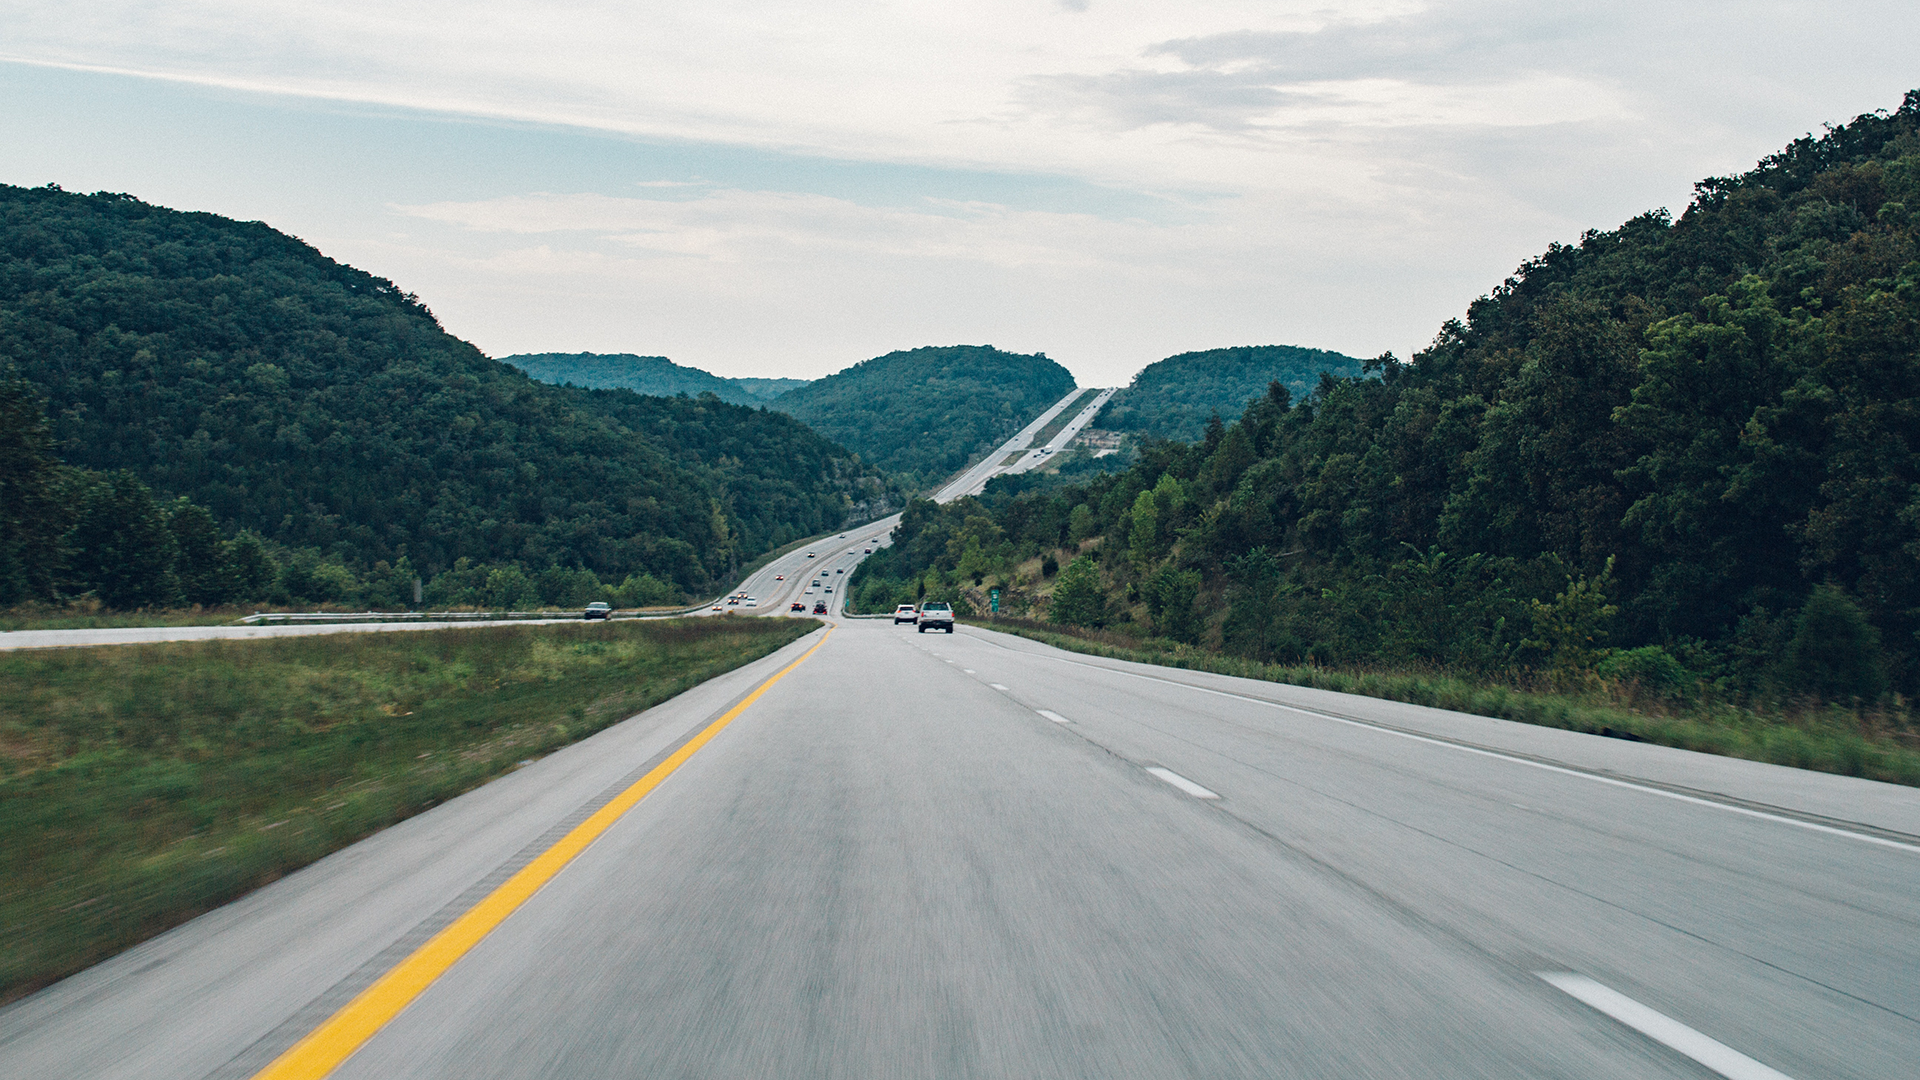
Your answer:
(0, 616), (813, 1004)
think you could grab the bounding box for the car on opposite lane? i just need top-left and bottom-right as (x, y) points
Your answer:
(583, 602), (612, 620)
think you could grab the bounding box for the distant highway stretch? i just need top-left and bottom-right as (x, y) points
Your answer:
(6, 615), (1915, 1078)
(1000, 386), (1116, 477)
(935, 385), (1109, 501)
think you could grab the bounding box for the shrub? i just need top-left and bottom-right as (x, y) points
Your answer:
(1783, 585), (1888, 700)
(1598, 645), (1694, 700)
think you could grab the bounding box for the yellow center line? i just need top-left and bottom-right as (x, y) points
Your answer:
(251, 625), (835, 1080)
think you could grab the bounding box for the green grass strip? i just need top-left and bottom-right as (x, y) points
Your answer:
(0, 616), (815, 1004)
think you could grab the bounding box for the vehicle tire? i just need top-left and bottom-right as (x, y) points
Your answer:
(916, 625), (925, 633)
(945, 626), (954, 633)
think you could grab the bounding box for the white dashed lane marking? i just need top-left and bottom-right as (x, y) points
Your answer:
(1145, 767), (1219, 800)
(1538, 973), (1795, 1080)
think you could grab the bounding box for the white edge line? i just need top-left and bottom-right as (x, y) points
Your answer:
(1538, 973), (1796, 1080)
(1146, 767), (1220, 800)
(1037, 710), (1071, 724)
(1039, 655), (1920, 855)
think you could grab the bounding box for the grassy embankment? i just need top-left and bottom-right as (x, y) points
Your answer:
(0, 616), (815, 1004)
(966, 616), (1920, 788)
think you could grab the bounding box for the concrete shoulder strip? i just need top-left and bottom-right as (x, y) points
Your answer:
(248, 627), (835, 1080)
(964, 631), (1920, 856)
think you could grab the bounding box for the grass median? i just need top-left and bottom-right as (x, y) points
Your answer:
(0, 616), (817, 1004)
(966, 616), (1920, 789)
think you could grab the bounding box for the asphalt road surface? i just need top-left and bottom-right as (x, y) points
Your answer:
(6, 616), (1916, 1079)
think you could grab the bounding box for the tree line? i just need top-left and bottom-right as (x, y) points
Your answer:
(0, 379), (690, 610)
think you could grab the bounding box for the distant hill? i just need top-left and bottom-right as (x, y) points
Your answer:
(1098, 345), (1365, 441)
(500, 352), (804, 405)
(735, 377), (809, 401)
(0, 185), (894, 599)
(770, 345), (1076, 483)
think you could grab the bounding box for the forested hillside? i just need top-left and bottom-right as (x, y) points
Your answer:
(500, 351), (801, 405)
(770, 344), (1076, 484)
(853, 92), (1920, 702)
(1096, 345), (1364, 442)
(0, 185), (896, 607)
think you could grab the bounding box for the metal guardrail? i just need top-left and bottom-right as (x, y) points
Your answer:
(235, 610), (646, 625)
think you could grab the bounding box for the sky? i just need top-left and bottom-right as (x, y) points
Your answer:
(2, 2), (1916, 387)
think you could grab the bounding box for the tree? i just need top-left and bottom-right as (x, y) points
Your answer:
(1783, 585), (1887, 699)
(167, 499), (231, 606)
(1143, 563), (1202, 643)
(224, 531), (277, 602)
(1049, 554), (1106, 627)
(64, 471), (177, 608)
(1523, 559), (1618, 675)
(1127, 489), (1159, 571)
(0, 379), (63, 603)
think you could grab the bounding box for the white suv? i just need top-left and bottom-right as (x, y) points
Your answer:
(893, 604), (917, 624)
(916, 602), (954, 633)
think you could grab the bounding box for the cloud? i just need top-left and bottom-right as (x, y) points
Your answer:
(5, 0), (1918, 380)
(396, 189), (1205, 274)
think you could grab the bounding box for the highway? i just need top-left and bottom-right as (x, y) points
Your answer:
(6, 614), (1917, 1079)
(696, 525), (894, 620)
(934, 385), (1104, 501)
(1000, 386), (1116, 477)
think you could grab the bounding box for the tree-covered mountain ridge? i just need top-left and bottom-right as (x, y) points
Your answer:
(498, 351), (806, 406)
(768, 344), (1077, 485)
(852, 90), (1920, 704)
(0, 184), (900, 608)
(1096, 344), (1366, 443)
